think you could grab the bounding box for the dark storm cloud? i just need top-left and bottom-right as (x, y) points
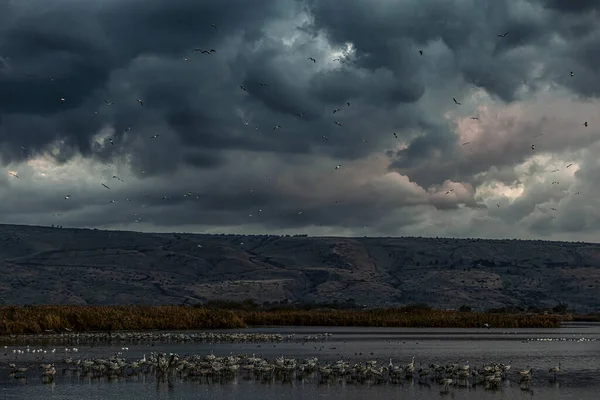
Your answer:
(2, 0), (600, 240)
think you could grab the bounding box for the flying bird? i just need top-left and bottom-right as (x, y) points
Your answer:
(550, 207), (557, 211)
(470, 117), (479, 120)
(9, 172), (18, 178)
(445, 189), (454, 194)
(193, 48), (215, 54)
(321, 135), (329, 141)
(295, 112), (307, 117)
(335, 165), (342, 169)
(347, 102), (350, 106)
(419, 50), (423, 55)
(462, 142), (471, 146)
(273, 125), (281, 130)
(150, 134), (159, 138)
(137, 99), (144, 106)
(334, 121), (342, 126)
(60, 97), (65, 103)
(498, 32), (509, 38)
(584, 121), (588, 127)
(65, 194), (70, 199)
(308, 57), (316, 63)
(453, 98), (461, 105)
(101, 183), (110, 190)
(497, 204), (500, 208)
(531, 144), (535, 150)
(566, 164), (573, 168)
(258, 82), (268, 87)
(551, 181), (559, 185)
(333, 108), (341, 114)
(570, 71), (574, 77)
(393, 133), (398, 138)
(239, 85), (247, 91)
(112, 175), (124, 182)
(210, 23), (217, 32)
(104, 100), (113, 106)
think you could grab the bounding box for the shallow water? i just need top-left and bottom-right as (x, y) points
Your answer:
(1, 322), (599, 399)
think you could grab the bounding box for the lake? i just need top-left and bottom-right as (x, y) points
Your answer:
(1, 323), (598, 399)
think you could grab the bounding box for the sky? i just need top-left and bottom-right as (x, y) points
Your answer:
(1, 0), (600, 241)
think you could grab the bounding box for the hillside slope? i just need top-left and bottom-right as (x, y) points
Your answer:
(0, 224), (598, 311)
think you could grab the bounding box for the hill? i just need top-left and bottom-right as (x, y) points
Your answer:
(0, 224), (598, 312)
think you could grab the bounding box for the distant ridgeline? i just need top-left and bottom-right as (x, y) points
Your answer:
(0, 223), (598, 312)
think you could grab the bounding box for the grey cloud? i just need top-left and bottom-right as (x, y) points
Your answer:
(2, 0), (600, 240)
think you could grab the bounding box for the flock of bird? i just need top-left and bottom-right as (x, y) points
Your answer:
(8, 23), (586, 228)
(5, 351), (563, 394)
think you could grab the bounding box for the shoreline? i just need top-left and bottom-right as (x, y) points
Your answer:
(0, 305), (573, 335)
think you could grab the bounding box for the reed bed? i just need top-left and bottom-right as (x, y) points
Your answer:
(238, 308), (561, 328)
(0, 306), (245, 335)
(0, 305), (562, 335)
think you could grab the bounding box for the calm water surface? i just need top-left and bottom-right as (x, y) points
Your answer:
(1, 323), (598, 399)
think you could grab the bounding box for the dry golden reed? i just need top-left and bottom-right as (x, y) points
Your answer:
(0, 305), (245, 335)
(0, 305), (561, 335)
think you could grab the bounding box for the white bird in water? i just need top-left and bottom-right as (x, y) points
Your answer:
(549, 363), (561, 379)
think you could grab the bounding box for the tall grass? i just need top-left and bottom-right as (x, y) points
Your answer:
(0, 305), (561, 335)
(237, 309), (561, 328)
(0, 306), (245, 335)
